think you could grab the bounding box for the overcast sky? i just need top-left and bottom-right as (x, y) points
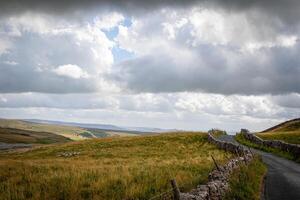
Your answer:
(0, 0), (299, 132)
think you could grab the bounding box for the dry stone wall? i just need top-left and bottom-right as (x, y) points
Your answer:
(241, 129), (300, 159)
(179, 132), (253, 200)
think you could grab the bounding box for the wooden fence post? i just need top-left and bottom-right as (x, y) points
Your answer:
(211, 155), (221, 171)
(170, 179), (180, 200)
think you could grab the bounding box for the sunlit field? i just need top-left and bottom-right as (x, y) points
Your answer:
(256, 131), (300, 145)
(0, 132), (232, 200)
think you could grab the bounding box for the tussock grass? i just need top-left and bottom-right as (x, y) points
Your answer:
(0, 132), (232, 200)
(257, 118), (300, 145)
(256, 131), (300, 145)
(224, 156), (267, 200)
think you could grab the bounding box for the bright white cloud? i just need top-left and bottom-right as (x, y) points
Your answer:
(53, 64), (89, 79)
(94, 12), (124, 30)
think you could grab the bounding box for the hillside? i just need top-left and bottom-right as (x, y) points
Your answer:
(0, 119), (138, 141)
(0, 127), (71, 144)
(256, 118), (300, 144)
(261, 118), (300, 133)
(25, 119), (171, 133)
(0, 132), (232, 200)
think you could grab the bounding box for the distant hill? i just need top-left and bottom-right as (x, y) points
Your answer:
(26, 119), (127, 132)
(0, 118), (174, 143)
(24, 119), (174, 133)
(261, 118), (300, 133)
(0, 127), (71, 144)
(257, 118), (300, 145)
(0, 119), (87, 140)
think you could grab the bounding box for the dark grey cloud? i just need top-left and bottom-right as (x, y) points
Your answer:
(113, 43), (300, 95)
(272, 93), (300, 109)
(0, 0), (300, 25)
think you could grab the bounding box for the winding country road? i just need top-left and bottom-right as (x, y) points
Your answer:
(218, 135), (300, 200)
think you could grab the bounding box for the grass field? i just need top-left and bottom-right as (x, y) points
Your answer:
(224, 155), (267, 200)
(256, 131), (300, 145)
(256, 118), (300, 145)
(0, 132), (233, 200)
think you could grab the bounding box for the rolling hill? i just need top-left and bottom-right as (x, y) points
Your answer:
(0, 127), (71, 144)
(256, 118), (300, 144)
(25, 119), (173, 133)
(0, 119), (140, 142)
(261, 118), (300, 133)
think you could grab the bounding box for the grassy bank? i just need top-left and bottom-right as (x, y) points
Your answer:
(258, 118), (300, 145)
(224, 156), (267, 200)
(235, 133), (298, 162)
(0, 132), (232, 200)
(256, 131), (300, 145)
(208, 129), (227, 138)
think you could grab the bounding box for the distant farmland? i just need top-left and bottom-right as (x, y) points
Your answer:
(0, 119), (139, 141)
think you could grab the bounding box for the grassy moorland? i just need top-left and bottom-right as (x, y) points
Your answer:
(0, 132), (233, 200)
(0, 127), (71, 144)
(256, 131), (300, 145)
(256, 118), (300, 145)
(0, 119), (137, 141)
(224, 156), (267, 200)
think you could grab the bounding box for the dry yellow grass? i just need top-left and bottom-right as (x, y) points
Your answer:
(256, 131), (300, 145)
(257, 118), (300, 144)
(0, 132), (232, 200)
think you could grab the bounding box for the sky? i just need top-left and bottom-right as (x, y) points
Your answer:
(0, 0), (299, 132)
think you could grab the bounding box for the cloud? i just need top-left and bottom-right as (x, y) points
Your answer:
(94, 12), (125, 30)
(112, 8), (300, 95)
(0, 92), (298, 131)
(0, 0), (299, 131)
(0, 13), (120, 93)
(0, 0), (300, 28)
(272, 93), (300, 109)
(53, 64), (89, 79)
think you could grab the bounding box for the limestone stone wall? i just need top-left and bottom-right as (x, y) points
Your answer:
(180, 132), (253, 200)
(241, 129), (300, 159)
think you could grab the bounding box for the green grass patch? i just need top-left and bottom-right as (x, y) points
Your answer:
(235, 134), (299, 162)
(208, 129), (227, 138)
(224, 156), (267, 200)
(87, 129), (110, 138)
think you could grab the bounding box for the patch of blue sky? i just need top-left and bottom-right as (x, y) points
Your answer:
(102, 16), (132, 40)
(102, 17), (134, 63)
(112, 47), (135, 63)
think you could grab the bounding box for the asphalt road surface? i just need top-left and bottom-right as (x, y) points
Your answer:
(218, 135), (300, 200)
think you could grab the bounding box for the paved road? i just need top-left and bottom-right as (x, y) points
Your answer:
(218, 135), (300, 200)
